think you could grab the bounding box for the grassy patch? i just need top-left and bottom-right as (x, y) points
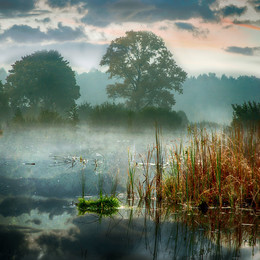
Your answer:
(76, 196), (120, 216)
(128, 124), (260, 209)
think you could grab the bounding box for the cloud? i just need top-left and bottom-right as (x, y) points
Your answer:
(81, 0), (156, 27)
(175, 22), (209, 38)
(225, 46), (260, 56)
(232, 19), (260, 30)
(0, 25), (46, 42)
(233, 19), (260, 26)
(35, 17), (51, 23)
(47, 22), (86, 41)
(0, 0), (36, 12)
(0, 0), (38, 17)
(46, 0), (78, 8)
(0, 197), (73, 219)
(0, 23), (86, 43)
(219, 4), (247, 17)
(46, 0), (219, 26)
(248, 0), (260, 12)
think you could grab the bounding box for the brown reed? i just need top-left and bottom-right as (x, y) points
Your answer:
(163, 124), (260, 208)
(127, 123), (260, 209)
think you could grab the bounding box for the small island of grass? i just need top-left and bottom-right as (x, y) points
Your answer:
(77, 196), (120, 216)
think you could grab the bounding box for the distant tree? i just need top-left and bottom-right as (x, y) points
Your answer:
(231, 101), (260, 126)
(78, 102), (93, 121)
(12, 108), (24, 124)
(38, 109), (63, 124)
(67, 104), (79, 125)
(5, 50), (80, 116)
(100, 31), (187, 111)
(0, 80), (10, 121)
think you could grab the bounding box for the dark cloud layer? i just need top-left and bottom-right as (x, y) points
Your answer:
(45, 0), (219, 26)
(35, 17), (51, 23)
(0, 0), (38, 17)
(0, 197), (73, 219)
(225, 46), (260, 56)
(248, 0), (260, 12)
(233, 19), (260, 26)
(47, 23), (86, 41)
(220, 4), (247, 17)
(0, 0), (36, 11)
(175, 22), (209, 38)
(0, 23), (86, 43)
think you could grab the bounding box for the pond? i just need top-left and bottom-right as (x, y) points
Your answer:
(0, 126), (259, 259)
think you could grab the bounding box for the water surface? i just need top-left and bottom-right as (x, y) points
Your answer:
(0, 126), (259, 259)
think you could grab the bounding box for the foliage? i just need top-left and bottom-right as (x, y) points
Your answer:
(137, 107), (182, 128)
(38, 109), (63, 124)
(88, 102), (187, 128)
(12, 108), (24, 124)
(0, 80), (10, 122)
(77, 196), (120, 216)
(5, 50), (80, 116)
(78, 102), (93, 121)
(231, 101), (260, 127)
(100, 31), (187, 111)
(89, 102), (130, 125)
(67, 104), (79, 125)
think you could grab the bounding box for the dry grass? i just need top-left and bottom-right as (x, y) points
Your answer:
(163, 124), (260, 208)
(127, 124), (260, 209)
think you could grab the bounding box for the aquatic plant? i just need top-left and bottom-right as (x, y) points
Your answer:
(127, 124), (260, 209)
(77, 195), (120, 216)
(127, 149), (136, 202)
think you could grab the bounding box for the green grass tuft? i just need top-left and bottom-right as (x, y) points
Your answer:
(77, 196), (120, 216)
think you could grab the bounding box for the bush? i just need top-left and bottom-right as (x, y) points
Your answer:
(86, 103), (188, 129)
(78, 102), (93, 122)
(232, 101), (260, 127)
(38, 109), (63, 124)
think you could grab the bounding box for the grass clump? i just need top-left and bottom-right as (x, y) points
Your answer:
(77, 195), (120, 216)
(127, 124), (260, 209)
(163, 124), (260, 208)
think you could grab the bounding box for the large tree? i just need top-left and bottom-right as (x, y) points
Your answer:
(100, 31), (187, 111)
(6, 50), (80, 115)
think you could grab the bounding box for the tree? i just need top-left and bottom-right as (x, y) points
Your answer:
(232, 101), (260, 127)
(5, 50), (80, 116)
(0, 80), (10, 122)
(100, 31), (187, 111)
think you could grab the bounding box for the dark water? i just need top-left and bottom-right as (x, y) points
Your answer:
(0, 126), (259, 259)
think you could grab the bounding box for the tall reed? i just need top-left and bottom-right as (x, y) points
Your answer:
(155, 123), (163, 202)
(126, 124), (259, 208)
(163, 124), (260, 208)
(127, 149), (136, 201)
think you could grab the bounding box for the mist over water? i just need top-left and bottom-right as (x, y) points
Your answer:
(0, 125), (259, 259)
(0, 125), (184, 196)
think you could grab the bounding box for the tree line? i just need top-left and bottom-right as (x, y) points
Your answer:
(0, 31), (188, 128)
(0, 30), (259, 128)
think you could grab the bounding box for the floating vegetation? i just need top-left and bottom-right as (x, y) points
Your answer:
(76, 196), (120, 216)
(52, 152), (121, 216)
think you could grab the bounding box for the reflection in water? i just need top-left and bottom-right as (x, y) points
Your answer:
(0, 127), (259, 259)
(0, 197), (259, 259)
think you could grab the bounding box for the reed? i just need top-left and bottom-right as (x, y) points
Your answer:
(127, 149), (136, 201)
(155, 123), (163, 202)
(128, 123), (260, 209)
(163, 124), (260, 208)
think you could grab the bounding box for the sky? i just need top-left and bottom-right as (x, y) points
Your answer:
(0, 0), (259, 77)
